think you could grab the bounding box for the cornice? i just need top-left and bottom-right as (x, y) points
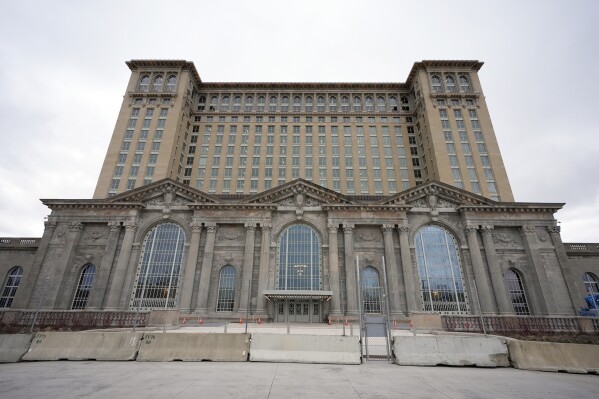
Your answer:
(126, 59), (202, 84)
(187, 203), (277, 210)
(40, 200), (144, 210)
(200, 82), (407, 91)
(322, 204), (411, 212)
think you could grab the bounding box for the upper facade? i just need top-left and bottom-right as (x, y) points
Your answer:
(94, 60), (514, 202)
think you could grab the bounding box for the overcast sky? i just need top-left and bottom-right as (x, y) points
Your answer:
(0, 0), (598, 242)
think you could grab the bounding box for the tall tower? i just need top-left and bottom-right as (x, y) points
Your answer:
(94, 60), (513, 202)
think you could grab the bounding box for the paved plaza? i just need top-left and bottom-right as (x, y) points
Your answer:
(0, 361), (597, 399)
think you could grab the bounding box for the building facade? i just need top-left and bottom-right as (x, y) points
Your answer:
(1, 60), (598, 322)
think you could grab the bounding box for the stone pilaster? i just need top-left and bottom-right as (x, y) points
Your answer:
(87, 221), (121, 309)
(398, 225), (419, 313)
(464, 225), (496, 314)
(105, 220), (138, 310)
(238, 223), (256, 313)
(256, 223), (272, 314)
(327, 224), (342, 315)
(195, 223), (217, 312)
(547, 226), (578, 313)
(51, 222), (85, 309)
(343, 224), (357, 315)
(178, 221), (203, 313)
(520, 224), (553, 314)
(21, 221), (57, 309)
(381, 224), (403, 315)
(480, 225), (514, 315)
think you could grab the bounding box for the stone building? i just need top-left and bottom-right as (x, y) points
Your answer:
(1, 60), (598, 321)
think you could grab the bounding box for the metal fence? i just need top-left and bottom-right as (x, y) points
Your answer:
(442, 315), (598, 335)
(0, 310), (149, 332)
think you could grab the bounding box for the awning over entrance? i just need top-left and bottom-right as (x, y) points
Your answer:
(263, 290), (333, 300)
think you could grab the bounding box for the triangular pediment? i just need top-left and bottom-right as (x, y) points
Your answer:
(245, 179), (353, 205)
(380, 181), (495, 207)
(107, 178), (217, 205)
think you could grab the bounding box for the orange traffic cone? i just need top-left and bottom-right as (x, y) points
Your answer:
(345, 319), (349, 326)
(239, 317), (243, 324)
(199, 318), (204, 325)
(182, 317), (186, 325)
(258, 318), (262, 325)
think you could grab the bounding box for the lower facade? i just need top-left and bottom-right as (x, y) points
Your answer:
(1, 179), (598, 321)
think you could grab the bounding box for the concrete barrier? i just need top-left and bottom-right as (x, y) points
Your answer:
(249, 334), (361, 364)
(136, 333), (250, 361)
(507, 339), (599, 374)
(393, 335), (509, 367)
(22, 331), (143, 361)
(0, 334), (32, 363)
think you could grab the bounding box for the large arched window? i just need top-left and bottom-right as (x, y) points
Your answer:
(583, 272), (599, 295)
(415, 225), (470, 314)
(152, 76), (163, 91)
(71, 264), (96, 310)
(361, 266), (381, 314)
(216, 265), (236, 312)
(277, 225), (321, 290)
(445, 75), (456, 92)
(459, 75), (470, 91)
(166, 75), (177, 91)
(1, 266), (23, 308)
(365, 96), (374, 111)
(130, 223), (186, 309)
(505, 268), (530, 315)
(376, 96), (386, 112)
(431, 75), (442, 92)
(138, 75), (150, 91)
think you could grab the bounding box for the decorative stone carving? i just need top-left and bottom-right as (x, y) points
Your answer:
(44, 221), (57, 232)
(343, 224), (355, 233)
(108, 221), (121, 231)
(85, 228), (110, 241)
(464, 225), (478, 234)
(358, 231), (378, 241)
(190, 221), (202, 232)
(547, 226), (561, 234)
(410, 198), (428, 207)
(481, 225), (494, 235)
(123, 220), (139, 231)
(245, 222), (256, 231)
(261, 223), (272, 231)
(492, 231), (521, 248)
(381, 224), (395, 234)
(68, 222), (84, 232)
(144, 197), (165, 206)
(521, 225), (537, 234)
(397, 225), (410, 234)
(278, 197), (296, 207)
(206, 224), (218, 233)
(224, 252), (234, 263)
(537, 229), (550, 242)
(327, 224), (339, 233)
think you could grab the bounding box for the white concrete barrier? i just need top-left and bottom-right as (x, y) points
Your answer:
(22, 331), (143, 361)
(137, 333), (250, 361)
(393, 335), (509, 367)
(507, 339), (599, 374)
(250, 334), (361, 364)
(0, 334), (33, 363)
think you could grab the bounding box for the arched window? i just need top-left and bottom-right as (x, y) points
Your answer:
(341, 96), (350, 112)
(138, 75), (150, 91)
(0, 266), (23, 308)
(353, 96), (361, 112)
(376, 96), (386, 112)
(277, 225), (321, 290)
(216, 265), (236, 312)
(317, 96), (325, 112)
(153, 76), (163, 91)
(71, 264), (96, 310)
(431, 75), (442, 92)
(361, 266), (381, 314)
(198, 96), (206, 104)
(220, 95), (230, 111)
(245, 95), (253, 111)
(389, 96), (398, 106)
(233, 96), (242, 111)
(445, 75), (456, 92)
(583, 272), (599, 295)
(328, 96), (337, 111)
(269, 95), (278, 112)
(166, 75), (177, 91)
(365, 96), (374, 111)
(459, 75), (470, 91)
(130, 223), (186, 309)
(401, 96), (409, 104)
(415, 225), (470, 314)
(505, 268), (530, 315)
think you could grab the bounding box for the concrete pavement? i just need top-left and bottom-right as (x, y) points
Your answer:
(0, 361), (598, 398)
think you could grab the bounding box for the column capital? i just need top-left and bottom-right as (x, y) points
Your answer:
(68, 222), (84, 232)
(520, 224), (536, 234)
(464, 225), (478, 234)
(480, 225), (494, 235)
(123, 220), (139, 231)
(381, 224), (395, 234)
(327, 224), (339, 233)
(44, 221), (57, 232)
(245, 222), (256, 231)
(108, 221), (121, 231)
(261, 222), (272, 231)
(343, 223), (355, 233)
(397, 224), (410, 234)
(190, 221), (203, 232)
(205, 223), (218, 233)
(547, 225), (561, 234)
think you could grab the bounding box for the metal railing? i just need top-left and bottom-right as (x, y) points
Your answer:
(0, 310), (149, 332)
(442, 315), (596, 335)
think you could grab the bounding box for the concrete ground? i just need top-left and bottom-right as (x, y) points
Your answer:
(0, 361), (598, 399)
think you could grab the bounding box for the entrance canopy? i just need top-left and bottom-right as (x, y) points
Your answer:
(263, 290), (333, 300)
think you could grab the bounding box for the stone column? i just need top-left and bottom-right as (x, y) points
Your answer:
(178, 221), (203, 313)
(480, 225), (514, 315)
(87, 222), (121, 309)
(256, 223), (272, 314)
(239, 223), (256, 313)
(464, 225), (496, 314)
(382, 224), (403, 315)
(398, 225), (419, 313)
(52, 222), (85, 309)
(520, 225), (554, 314)
(195, 223), (217, 312)
(327, 224), (342, 315)
(105, 220), (138, 310)
(343, 224), (357, 315)
(20, 221), (56, 309)
(547, 226), (578, 313)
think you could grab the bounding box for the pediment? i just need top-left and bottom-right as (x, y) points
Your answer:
(107, 178), (217, 205)
(380, 181), (494, 208)
(244, 179), (353, 206)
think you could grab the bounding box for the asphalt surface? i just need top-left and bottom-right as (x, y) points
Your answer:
(0, 361), (598, 398)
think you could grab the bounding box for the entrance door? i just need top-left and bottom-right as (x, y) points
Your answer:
(273, 300), (322, 322)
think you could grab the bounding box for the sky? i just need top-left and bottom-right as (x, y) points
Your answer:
(0, 0), (598, 242)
